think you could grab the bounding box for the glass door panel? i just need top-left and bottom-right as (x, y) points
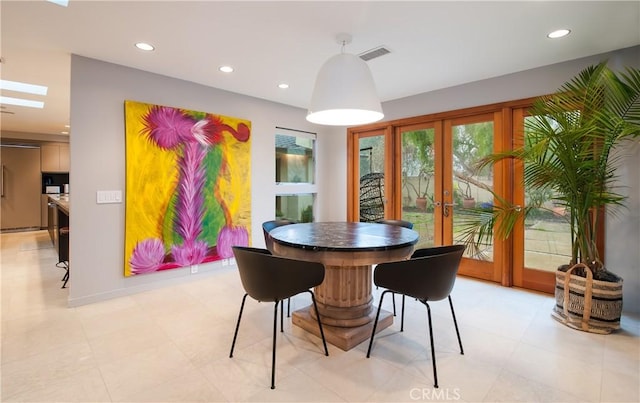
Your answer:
(358, 133), (387, 222)
(444, 113), (504, 283)
(512, 109), (567, 293)
(399, 125), (437, 249)
(451, 120), (495, 261)
(522, 115), (572, 271)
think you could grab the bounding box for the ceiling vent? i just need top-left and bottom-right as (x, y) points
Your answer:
(359, 46), (390, 62)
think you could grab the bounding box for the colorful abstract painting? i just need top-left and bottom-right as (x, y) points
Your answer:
(124, 100), (251, 276)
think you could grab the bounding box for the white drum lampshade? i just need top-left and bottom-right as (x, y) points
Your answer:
(306, 52), (384, 126)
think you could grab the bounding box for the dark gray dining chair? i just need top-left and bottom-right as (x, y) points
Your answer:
(366, 244), (466, 389)
(229, 246), (328, 390)
(262, 219), (296, 251)
(374, 218), (414, 315)
(375, 218), (414, 229)
(262, 219), (296, 317)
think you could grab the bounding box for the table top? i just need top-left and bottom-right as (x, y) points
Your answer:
(269, 222), (419, 252)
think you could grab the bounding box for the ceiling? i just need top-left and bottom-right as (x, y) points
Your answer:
(1, 1), (639, 136)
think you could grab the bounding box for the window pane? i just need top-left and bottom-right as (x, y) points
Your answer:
(276, 133), (315, 184)
(523, 116), (571, 271)
(276, 194), (314, 222)
(401, 128), (436, 248)
(358, 135), (385, 222)
(452, 121), (494, 260)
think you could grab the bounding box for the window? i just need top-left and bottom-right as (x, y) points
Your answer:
(276, 194), (314, 222)
(275, 128), (316, 222)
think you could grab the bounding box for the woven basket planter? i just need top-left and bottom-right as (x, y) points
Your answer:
(552, 263), (623, 334)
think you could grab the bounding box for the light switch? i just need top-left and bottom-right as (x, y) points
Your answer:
(96, 190), (122, 204)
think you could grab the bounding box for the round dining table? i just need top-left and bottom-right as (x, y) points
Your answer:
(268, 221), (419, 351)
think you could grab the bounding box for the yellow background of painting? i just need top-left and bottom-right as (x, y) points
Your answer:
(124, 100), (251, 276)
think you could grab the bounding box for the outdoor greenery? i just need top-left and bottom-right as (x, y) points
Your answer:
(402, 129), (435, 201)
(301, 205), (313, 223)
(459, 61), (640, 280)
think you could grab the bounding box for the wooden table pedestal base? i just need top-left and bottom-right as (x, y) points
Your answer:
(292, 306), (393, 351)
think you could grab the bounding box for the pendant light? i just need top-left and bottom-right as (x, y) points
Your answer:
(306, 34), (384, 126)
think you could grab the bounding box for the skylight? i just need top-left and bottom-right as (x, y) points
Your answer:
(0, 96), (45, 109)
(47, 0), (69, 7)
(0, 79), (48, 95)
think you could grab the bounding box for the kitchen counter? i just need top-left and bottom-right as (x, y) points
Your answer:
(48, 194), (69, 215)
(47, 194), (69, 267)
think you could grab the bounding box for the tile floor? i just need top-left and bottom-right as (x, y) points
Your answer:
(2, 230), (639, 402)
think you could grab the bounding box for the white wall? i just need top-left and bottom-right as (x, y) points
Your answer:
(70, 46), (639, 313)
(68, 55), (345, 306)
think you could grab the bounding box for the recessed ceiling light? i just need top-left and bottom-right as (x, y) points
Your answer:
(548, 29), (571, 39)
(278, 83), (289, 89)
(135, 42), (155, 51)
(65, 124), (70, 128)
(219, 66), (234, 73)
(0, 96), (44, 108)
(0, 79), (48, 95)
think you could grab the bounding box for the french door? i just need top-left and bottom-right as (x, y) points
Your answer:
(396, 113), (505, 282)
(348, 101), (569, 292)
(349, 112), (506, 283)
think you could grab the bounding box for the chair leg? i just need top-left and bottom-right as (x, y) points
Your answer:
(308, 290), (329, 356)
(425, 302), (438, 388)
(400, 294), (406, 332)
(448, 296), (464, 355)
(287, 297), (291, 317)
(392, 292), (396, 316)
(366, 290), (390, 358)
(271, 301), (278, 389)
(59, 261), (69, 288)
(229, 293), (248, 358)
(61, 268), (69, 289)
(280, 299), (284, 332)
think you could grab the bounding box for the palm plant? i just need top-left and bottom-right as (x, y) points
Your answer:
(460, 61), (640, 281)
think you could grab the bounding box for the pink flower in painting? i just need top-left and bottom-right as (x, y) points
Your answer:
(171, 240), (208, 266)
(192, 115), (251, 146)
(216, 225), (249, 258)
(191, 119), (211, 146)
(142, 106), (196, 149)
(130, 238), (166, 274)
(172, 141), (207, 260)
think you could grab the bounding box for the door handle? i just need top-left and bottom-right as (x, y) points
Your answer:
(434, 201), (455, 217)
(443, 203), (455, 217)
(1, 165), (5, 198)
